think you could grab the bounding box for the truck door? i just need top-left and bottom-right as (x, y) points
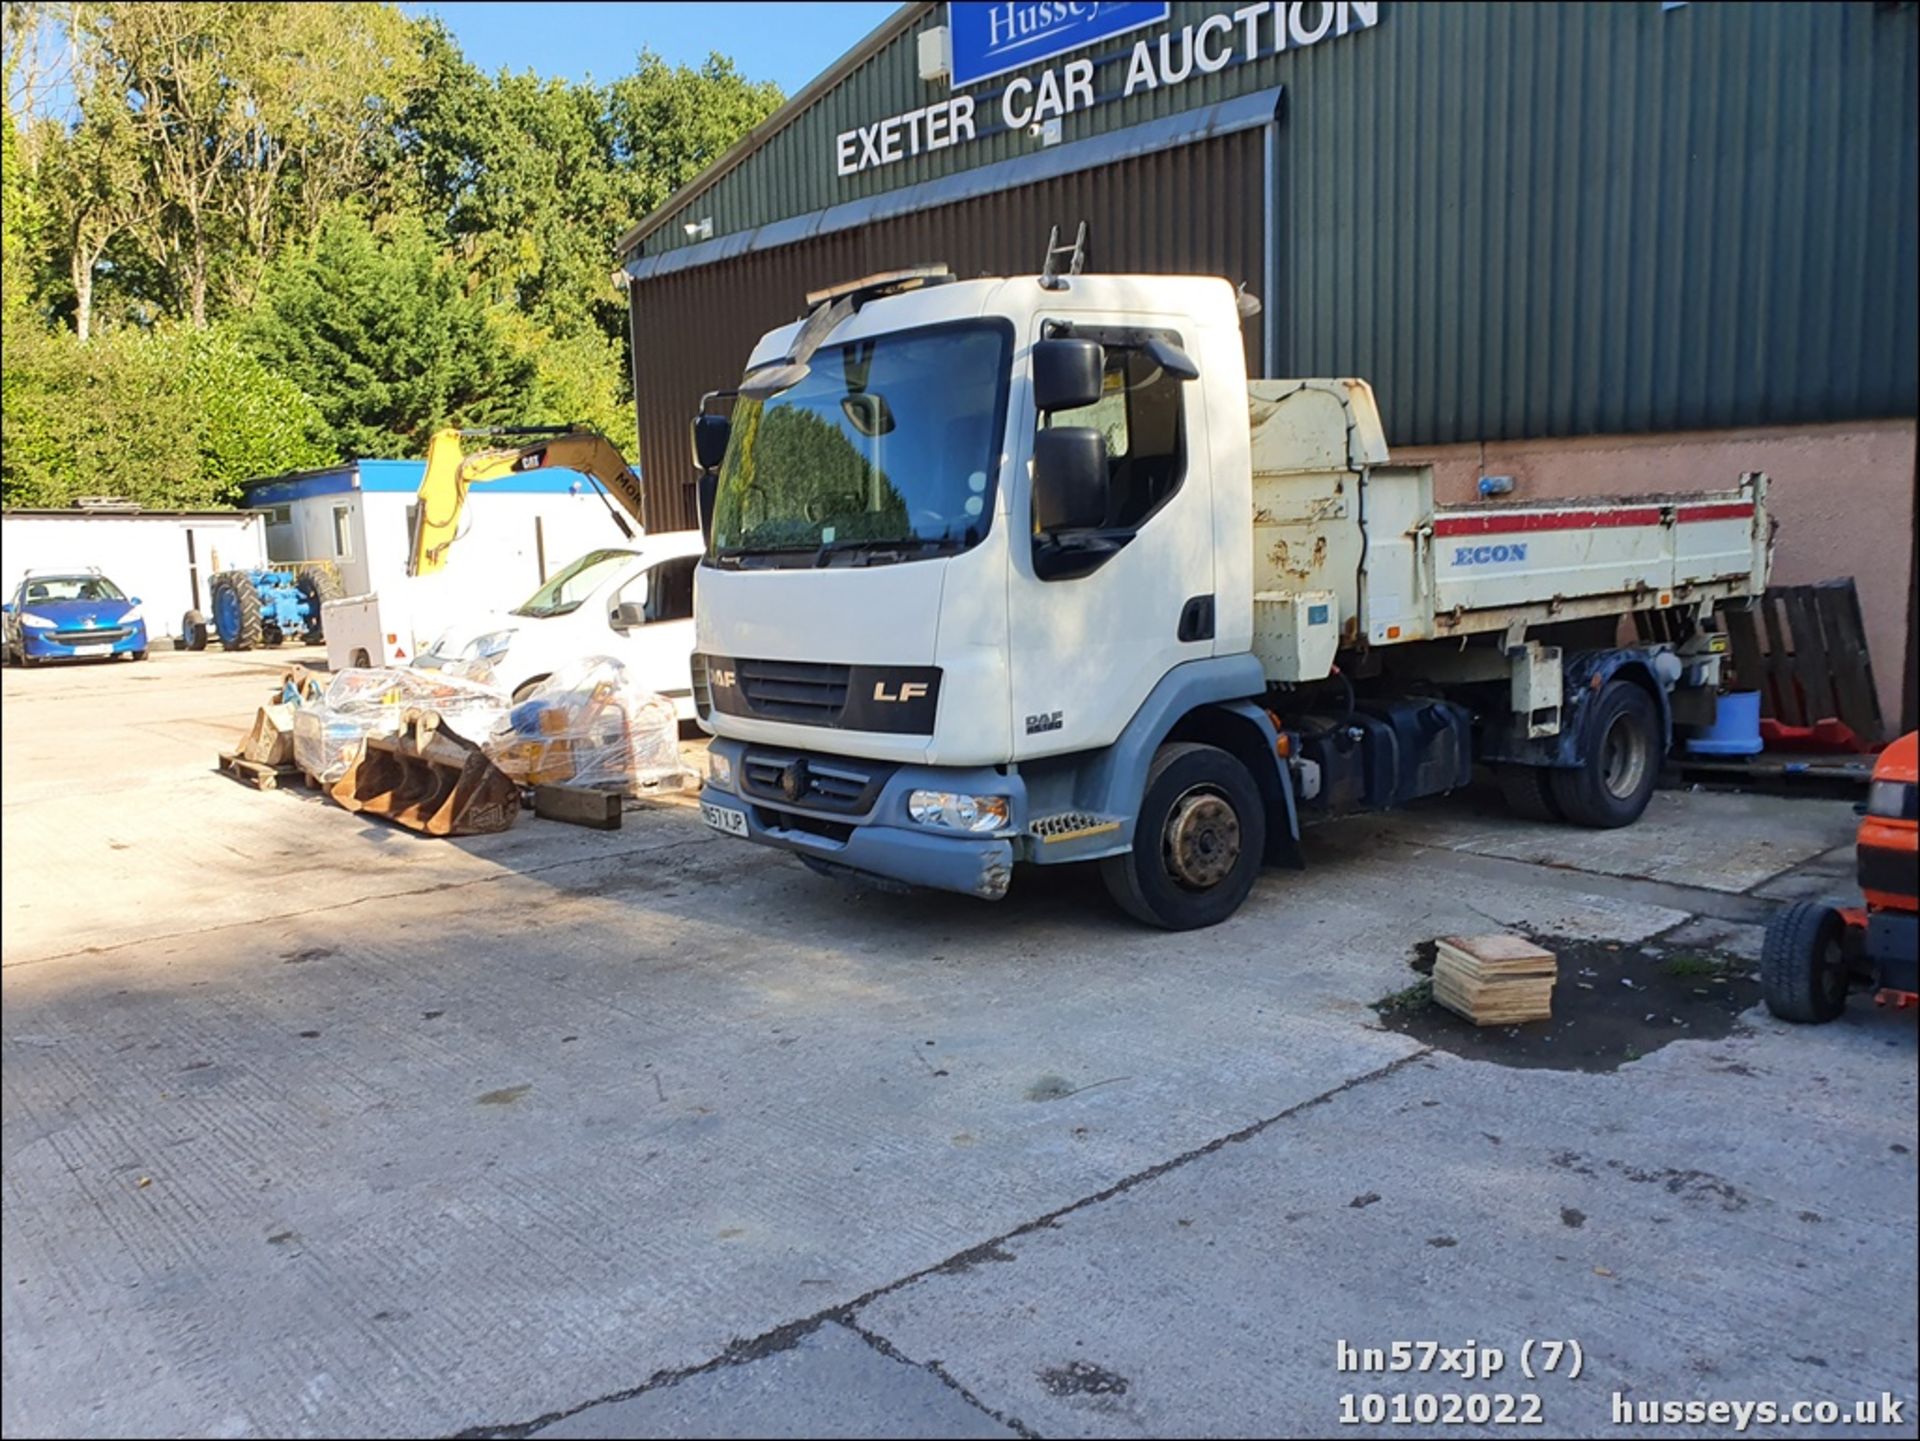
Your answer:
(1007, 320), (1215, 759)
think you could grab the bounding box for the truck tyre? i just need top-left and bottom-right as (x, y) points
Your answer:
(1101, 742), (1267, 931)
(1761, 900), (1849, 1024)
(294, 564), (342, 642)
(1549, 680), (1660, 827)
(210, 572), (264, 651)
(1497, 764), (1563, 822)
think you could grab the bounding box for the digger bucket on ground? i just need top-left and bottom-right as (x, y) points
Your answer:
(330, 710), (520, 836)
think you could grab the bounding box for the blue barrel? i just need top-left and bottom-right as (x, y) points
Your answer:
(1687, 690), (1764, 755)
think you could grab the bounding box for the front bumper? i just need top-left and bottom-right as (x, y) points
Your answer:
(699, 737), (1025, 900)
(22, 622), (147, 660)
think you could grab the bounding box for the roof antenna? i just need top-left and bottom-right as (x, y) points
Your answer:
(1039, 221), (1088, 291)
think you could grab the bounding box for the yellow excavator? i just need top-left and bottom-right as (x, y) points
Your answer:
(407, 426), (650, 578)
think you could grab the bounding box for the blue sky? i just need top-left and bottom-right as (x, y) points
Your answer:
(408, 2), (905, 96)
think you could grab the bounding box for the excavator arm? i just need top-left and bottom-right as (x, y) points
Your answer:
(408, 427), (649, 578)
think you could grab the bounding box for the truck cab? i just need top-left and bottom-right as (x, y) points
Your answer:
(693, 268), (1768, 928)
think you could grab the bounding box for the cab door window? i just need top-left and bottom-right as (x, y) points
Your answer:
(1045, 342), (1188, 529)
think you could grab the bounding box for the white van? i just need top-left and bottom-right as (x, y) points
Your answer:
(417, 531), (704, 716)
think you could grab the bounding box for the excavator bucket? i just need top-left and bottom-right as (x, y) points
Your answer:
(330, 710), (520, 836)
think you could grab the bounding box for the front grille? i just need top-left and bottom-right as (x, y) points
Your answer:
(690, 653), (713, 720)
(737, 658), (850, 723)
(52, 628), (129, 645)
(741, 750), (896, 816)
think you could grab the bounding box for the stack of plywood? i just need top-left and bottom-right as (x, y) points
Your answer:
(1433, 934), (1557, 1025)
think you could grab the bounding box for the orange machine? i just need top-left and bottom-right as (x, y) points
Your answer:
(1763, 731), (1919, 1022)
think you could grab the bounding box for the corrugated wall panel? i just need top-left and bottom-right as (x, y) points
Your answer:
(628, 131), (1264, 530)
(1273, 0), (1917, 443)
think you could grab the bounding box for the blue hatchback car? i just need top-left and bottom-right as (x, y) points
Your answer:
(4, 570), (149, 666)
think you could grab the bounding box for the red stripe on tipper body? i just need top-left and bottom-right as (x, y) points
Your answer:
(1432, 508), (1663, 538)
(1675, 502), (1755, 523)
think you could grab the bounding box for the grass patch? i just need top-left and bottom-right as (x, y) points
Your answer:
(1661, 953), (1745, 980)
(1375, 978), (1434, 1015)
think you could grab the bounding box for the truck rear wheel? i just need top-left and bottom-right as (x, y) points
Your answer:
(1549, 680), (1659, 828)
(1101, 742), (1266, 930)
(1761, 901), (1849, 1024)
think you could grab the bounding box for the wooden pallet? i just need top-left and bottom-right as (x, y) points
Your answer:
(217, 751), (301, 791)
(1722, 580), (1885, 746)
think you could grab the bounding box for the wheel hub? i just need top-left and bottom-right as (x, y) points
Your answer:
(1164, 789), (1241, 889)
(1601, 713), (1649, 799)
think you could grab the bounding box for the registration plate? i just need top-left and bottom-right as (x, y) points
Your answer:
(701, 801), (749, 837)
(71, 644), (111, 657)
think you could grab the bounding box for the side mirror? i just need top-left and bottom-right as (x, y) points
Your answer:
(690, 413), (731, 471)
(1033, 426), (1108, 532)
(1, 602), (13, 616)
(1031, 337), (1105, 412)
(610, 600), (647, 629)
(131, 595), (143, 606)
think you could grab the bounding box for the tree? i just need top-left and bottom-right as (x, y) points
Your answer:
(34, 87), (153, 340)
(245, 209), (538, 458)
(75, 1), (422, 327)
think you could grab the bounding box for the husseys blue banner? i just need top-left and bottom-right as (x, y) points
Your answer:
(948, 2), (1170, 88)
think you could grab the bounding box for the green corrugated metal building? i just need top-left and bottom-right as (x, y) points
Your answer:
(620, 0), (1919, 724)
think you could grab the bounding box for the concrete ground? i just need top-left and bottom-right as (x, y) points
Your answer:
(3, 648), (1914, 1439)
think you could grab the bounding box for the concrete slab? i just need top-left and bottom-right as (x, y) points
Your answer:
(1341, 788), (1858, 896)
(530, 1322), (1015, 1438)
(856, 1021), (1920, 1439)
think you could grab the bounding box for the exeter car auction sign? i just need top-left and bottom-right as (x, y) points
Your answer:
(834, 1), (1381, 179)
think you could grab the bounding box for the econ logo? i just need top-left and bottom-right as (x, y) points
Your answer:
(949, 2), (1170, 88)
(1452, 543), (1529, 566)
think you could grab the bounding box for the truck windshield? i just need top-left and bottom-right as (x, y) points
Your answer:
(709, 322), (1010, 565)
(512, 548), (635, 618)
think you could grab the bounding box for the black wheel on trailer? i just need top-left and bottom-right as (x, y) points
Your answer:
(211, 571), (265, 651)
(1761, 900), (1849, 1024)
(1497, 763), (1563, 822)
(1100, 742), (1267, 930)
(295, 564), (343, 642)
(1548, 680), (1660, 828)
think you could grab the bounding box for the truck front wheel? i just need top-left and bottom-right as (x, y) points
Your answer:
(1102, 742), (1266, 930)
(1549, 680), (1660, 828)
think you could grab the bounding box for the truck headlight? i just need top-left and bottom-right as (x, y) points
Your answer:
(907, 790), (1009, 833)
(706, 750), (734, 792)
(20, 613), (54, 628)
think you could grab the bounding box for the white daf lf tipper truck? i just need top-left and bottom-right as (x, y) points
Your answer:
(690, 267), (1770, 929)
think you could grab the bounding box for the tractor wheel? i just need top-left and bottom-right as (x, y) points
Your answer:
(211, 571), (264, 651)
(181, 610), (209, 651)
(295, 564), (343, 642)
(1497, 763), (1563, 822)
(1549, 680), (1660, 828)
(1100, 742), (1266, 930)
(1762, 901), (1850, 1024)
